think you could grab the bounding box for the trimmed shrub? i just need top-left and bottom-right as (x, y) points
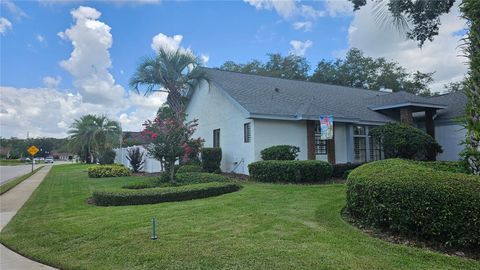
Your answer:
(174, 172), (231, 185)
(177, 165), (203, 173)
(342, 169), (352, 179)
(248, 160), (333, 183)
(88, 165), (131, 178)
(126, 147), (144, 173)
(201, 148), (222, 173)
(92, 182), (242, 206)
(417, 160), (471, 174)
(260, 145), (300, 160)
(332, 162), (364, 178)
(369, 123), (442, 161)
(122, 180), (159, 189)
(99, 149), (116, 165)
(346, 159), (480, 248)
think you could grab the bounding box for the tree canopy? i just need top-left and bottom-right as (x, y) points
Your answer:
(220, 48), (434, 95)
(220, 53), (310, 80)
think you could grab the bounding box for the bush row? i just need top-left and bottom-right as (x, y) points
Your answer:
(201, 148), (222, 173)
(92, 182), (242, 206)
(88, 165), (131, 178)
(346, 159), (480, 249)
(332, 162), (364, 178)
(177, 165), (203, 173)
(260, 145), (300, 160)
(248, 160), (333, 183)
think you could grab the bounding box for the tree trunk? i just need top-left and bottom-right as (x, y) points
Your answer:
(461, 0), (480, 175)
(166, 89), (184, 114)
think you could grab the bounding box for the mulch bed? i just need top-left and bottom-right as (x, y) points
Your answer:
(341, 209), (480, 261)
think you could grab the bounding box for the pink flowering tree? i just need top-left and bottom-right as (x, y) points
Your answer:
(142, 106), (203, 182)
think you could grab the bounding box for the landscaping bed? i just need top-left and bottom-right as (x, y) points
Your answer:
(0, 164), (478, 269)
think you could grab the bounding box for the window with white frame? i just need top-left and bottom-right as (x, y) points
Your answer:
(314, 121), (327, 155)
(244, 123), (251, 143)
(353, 125), (382, 163)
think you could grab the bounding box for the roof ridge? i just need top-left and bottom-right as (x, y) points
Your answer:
(203, 67), (386, 95)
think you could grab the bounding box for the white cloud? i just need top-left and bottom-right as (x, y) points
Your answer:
(1, 0), (27, 20)
(0, 86), (166, 138)
(200, 54), (209, 65)
(325, 0), (353, 17)
(289, 40), (313, 56)
(347, 1), (467, 93)
(0, 18), (12, 35)
(43, 76), (61, 88)
(244, 0), (324, 20)
(293, 21), (312, 32)
(151, 33), (184, 53)
(59, 6), (125, 104)
(36, 34), (45, 43)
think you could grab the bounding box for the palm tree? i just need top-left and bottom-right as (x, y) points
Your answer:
(68, 115), (122, 163)
(129, 48), (209, 113)
(351, 0), (479, 175)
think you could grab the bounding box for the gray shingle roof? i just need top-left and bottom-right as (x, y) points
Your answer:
(200, 68), (466, 123)
(429, 91), (467, 121)
(203, 68), (393, 123)
(366, 91), (447, 110)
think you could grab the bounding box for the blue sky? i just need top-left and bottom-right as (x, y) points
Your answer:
(0, 0), (467, 138)
(1, 1), (351, 90)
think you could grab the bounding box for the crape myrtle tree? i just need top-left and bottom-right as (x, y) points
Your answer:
(130, 48), (209, 114)
(142, 106), (203, 182)
(349, 0), (479, 174)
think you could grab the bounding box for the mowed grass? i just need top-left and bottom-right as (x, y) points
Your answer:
(0, 165), (478, 270)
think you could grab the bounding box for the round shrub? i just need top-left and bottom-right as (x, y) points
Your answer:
(88, 165), (131, 178)
(346, 159), (480, 249)
(92, 182), (242, 206)
(177, 165), (203, 173)
(369, 123), (442, 161)
(201, 148), (222, 173)
(260, 145), (300, 160)
(248, 160), (333, 183)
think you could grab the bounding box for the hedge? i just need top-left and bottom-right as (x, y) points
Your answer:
(346, 159), (480, 249)
(260, 145), (300, 160)
(88, 165), (131, 178)
(177, 165), (203, 173)
(92, 182), (242, 206)
(332, 162), (364, 178)
(201, 148), (222, 173)
(248, 160), (333, 183)
(416, 160), (471, 174)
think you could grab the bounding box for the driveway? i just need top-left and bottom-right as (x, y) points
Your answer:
(0, 161), (72, 185)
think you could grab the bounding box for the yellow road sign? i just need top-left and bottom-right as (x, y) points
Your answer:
(27, 145), (39, 156)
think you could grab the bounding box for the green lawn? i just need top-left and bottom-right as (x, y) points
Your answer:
(0, 164), (478, 270)
(0, 166), (44, 195)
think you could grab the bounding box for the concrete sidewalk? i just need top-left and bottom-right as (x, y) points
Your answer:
(1, 165), (57, 270)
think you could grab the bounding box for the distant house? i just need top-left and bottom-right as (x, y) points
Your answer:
(184, 68), (466, 174)
(51, 152), (74, 161)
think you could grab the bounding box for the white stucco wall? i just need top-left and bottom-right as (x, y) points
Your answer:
(435, 123), (466, 161)
(185, 82), (254, 174)
(253, 119), (308, 161)
(114, 146), (162, 173)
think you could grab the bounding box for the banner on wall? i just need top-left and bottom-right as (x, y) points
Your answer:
(319, 115), (334, 140)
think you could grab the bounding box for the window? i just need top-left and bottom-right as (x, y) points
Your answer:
(314, 121), (327, 155)
(353, 125), (367, 163)
(369, 138), (382, 161)
(213, 129), (220, 148)
(244, 123), (251, 143)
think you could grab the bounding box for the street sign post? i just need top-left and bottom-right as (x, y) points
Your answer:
(27, 145), (39, 172)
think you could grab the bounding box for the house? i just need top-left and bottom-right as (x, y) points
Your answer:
(185, 68), (467, 174)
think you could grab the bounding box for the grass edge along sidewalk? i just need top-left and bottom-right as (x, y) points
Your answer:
(0, 166), (45, 195)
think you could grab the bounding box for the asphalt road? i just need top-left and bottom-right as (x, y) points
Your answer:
(0, 161), (72, 185)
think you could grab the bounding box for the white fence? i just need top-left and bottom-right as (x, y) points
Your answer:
(114, 146), (163, 173)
